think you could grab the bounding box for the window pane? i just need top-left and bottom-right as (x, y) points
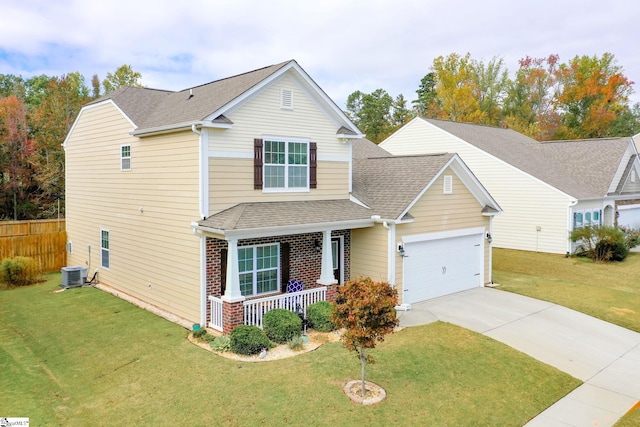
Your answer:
(332, 240), (339, 269)
(239, 272), (253, 296)
(101, 230), (109, 249)
(238, 247), (253, 273)
(265, 141), (285, 164)
(101, 250), (109, 269)
(257, 269), (278, 294)
(288, 142), (307, 165)
(257, 245), (278, 270)
(585, 211), (592, 225)
(265, 165), (285, 188)
(288, 165), (307, 188)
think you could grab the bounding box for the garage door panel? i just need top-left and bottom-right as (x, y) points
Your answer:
(618, 205), (640, 229)
(403, 232), (483, 304)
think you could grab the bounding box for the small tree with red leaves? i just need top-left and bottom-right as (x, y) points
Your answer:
(331, 276), (399, 396)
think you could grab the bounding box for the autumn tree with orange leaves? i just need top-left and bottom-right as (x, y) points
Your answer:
(331, 277), (399, 397)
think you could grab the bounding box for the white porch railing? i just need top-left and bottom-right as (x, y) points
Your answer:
(243, 286), (327, 329)
(208, 295), (224, 332)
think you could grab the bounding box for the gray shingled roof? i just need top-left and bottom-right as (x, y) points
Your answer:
(90, 61), (291, 132)
(353, 151), (455, 219)
(199, 199), (372, 231)
(423, 118), (632, 199)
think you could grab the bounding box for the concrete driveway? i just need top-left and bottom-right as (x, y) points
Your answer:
(397, 287), (640, 426)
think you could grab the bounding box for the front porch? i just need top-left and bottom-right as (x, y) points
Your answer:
(208, 285), (327, 331)
(204, 230), (349, 333)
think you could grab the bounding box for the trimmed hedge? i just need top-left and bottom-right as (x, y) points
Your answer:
(230, 325), (271, 355)
(306, 301), (335, 332)
(263, 309), (302, 344)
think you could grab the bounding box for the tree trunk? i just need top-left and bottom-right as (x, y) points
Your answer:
(360, 348), (366, 397)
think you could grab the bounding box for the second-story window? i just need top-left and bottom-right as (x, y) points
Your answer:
(264, 138), (309, 190)
(121, 145), (131, 171)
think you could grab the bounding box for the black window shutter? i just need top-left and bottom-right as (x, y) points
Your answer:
(309, 142), (317, 189)
(281, 242), (290, 292)
(220, 248), (227, 295)
(254, 138), (263, 189)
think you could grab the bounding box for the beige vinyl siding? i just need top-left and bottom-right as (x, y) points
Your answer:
(395, 169), (491, 296)
(382, 119), (573, 254)
(206, 74), (350, 213)
(209, 158), (348, 213)
(350, 225), (388, 284)
(65, 102), (202, 322)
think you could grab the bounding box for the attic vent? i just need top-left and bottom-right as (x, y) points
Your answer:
(281, 89), (293, 109)
(443, 175), (453, 194)
(632, 170), (637, 183)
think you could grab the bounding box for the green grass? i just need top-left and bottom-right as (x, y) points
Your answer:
(493, 249), (640, 333)
(1, 274), (579, 426)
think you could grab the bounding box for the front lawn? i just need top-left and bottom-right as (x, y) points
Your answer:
(493, 249), (640, 333)
(1, 275), (578, 426)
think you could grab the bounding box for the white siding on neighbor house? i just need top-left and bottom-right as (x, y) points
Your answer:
(381, 119), (574, 254)
(65, 102), (202, 322)
(206, 74), (350, 214)
(395, 168), (491, 296)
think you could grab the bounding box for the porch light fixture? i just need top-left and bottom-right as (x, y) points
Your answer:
(313, 239), (321, 253)
(486, 233), (492, 244)
(398, 244), (407, 258)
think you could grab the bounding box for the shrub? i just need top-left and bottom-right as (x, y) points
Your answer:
(306, 301), (335, 332)
(0, 256), (41, 287)
(620, 226), (640, 249)
(288, 334), (305, 351)
(263, 308), (302, 344)
(571, 225), (628, 262)
(192, 327), (215, 343)
(230, 325), (271, 355)
(210, 335), (231, 352)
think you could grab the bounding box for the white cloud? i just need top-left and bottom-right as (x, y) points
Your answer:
(1, 0), (639, 106)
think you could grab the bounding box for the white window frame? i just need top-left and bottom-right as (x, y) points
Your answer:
(100, 229), (110, 269)
(574, 209), (602, 228)
(121, 144), (131, 171)
(237, 243), (280, 297)
(263, 136), (309, 192)
(443, 175), (453, 194)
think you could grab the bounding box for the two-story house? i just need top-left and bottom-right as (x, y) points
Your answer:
(64, 61), (501, 333)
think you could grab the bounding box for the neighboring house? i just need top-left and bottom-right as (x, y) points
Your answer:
(380, 117), (640, 254)
(64, 61), (500, 333)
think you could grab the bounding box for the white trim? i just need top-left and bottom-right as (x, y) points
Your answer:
(120, 144), (131, 171)
(194, 127), (209, 219)
(192, 218), (374, 240)
(100, 228), (110, 270)
(348, 141), (353, 194)
(387, 222), (396, 285)
(402, 226), (486, 244)
(331, 235), (345, 284)
(318, 154), (349, 162)
(238, 242), (281, 296)
(199, 232), (207, 327)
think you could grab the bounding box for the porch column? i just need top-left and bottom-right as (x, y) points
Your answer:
(222, 237), (245, 303)
(317, 230), (338, 285)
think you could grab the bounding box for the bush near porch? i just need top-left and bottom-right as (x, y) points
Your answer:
(1, 274), (578, 426)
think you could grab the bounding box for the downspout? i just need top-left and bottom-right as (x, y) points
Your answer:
(567, 199), (578, 256)
(487, 218), (493, 285)
(192, 124), (208, 328)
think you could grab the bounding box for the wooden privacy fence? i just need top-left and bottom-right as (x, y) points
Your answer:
(0, 219), (67, 273)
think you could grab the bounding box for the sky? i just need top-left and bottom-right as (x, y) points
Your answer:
(2, 0), (640, 108)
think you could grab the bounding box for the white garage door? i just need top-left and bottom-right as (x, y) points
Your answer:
(618, 204), (640, 229)
(403, 231), (483, 304)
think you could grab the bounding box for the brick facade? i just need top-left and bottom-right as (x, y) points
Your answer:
(205, 230), (350, 331)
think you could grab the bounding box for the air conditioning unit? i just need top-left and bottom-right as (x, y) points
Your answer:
(61, 266), (88, 288)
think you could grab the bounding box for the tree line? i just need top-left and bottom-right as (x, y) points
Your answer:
(0, 65), (142, 220)
(346, 52), (640, 143)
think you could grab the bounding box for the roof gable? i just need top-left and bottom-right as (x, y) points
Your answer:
(352, 138), (500, 220)
(83, 60), (362, 138)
